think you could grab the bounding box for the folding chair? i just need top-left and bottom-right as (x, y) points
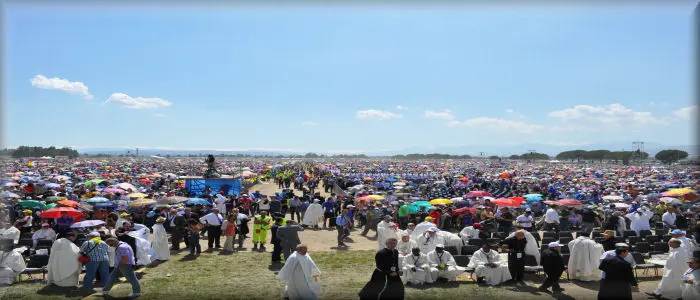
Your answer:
(524, 254), (543, 277)
(639, 230), (653, 238)
(454, 255), (474, 280)
(558, 231), (573, 239)
(559, 237), (572, 244)
(543, 231), (557, 240)
(631, 252), (657, 278)
(461, 245), (478, 256)
(445, 246), (459, 256)
(653, 242), (669, 253)
(468, 239), (483, 247)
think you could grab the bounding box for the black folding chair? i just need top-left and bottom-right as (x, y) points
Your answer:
(524, 254), (543, 277)
(468, 239), (483, 247)
(639, 230), (653, 238)
(445, 246), (459, 256)
(461, 245), (478, 256)
(631, 252), (657, 278)
(558, 231), (573, 239)
(623, 230), (637, 238)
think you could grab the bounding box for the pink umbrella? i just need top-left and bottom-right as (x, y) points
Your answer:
(465, 191), (492, 198)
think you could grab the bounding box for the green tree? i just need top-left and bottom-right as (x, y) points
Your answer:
(655, 149), (689, 164)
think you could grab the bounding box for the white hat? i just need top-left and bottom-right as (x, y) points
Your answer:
(615, 243), (630, 248)
(347, 205), (355, 208)
(427, 227), (438, 232)
(548, 241), (564, 248)
(87, 231), (100, 238)
(525, 208), (531, 212)
(436, 244), (444, 248)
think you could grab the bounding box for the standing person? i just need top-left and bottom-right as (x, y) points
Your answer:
(321, 198), (336, 229)
(54, 212), (74, 235)
(598, 244), (635, 300)
(543, 205), (560, 232)
(581, 205), (600, 234)
(397, 201), (409, 230)
(270, 218), (284, 263)
(199, 208), (223, 250)
(276, 219), (304, 261)
(681, 256), (700, 300)
(359, 237), (405, 300)
(276, 245), (321, 300)
(221, 214), (237, 253)
(336, 209), (351, 248)
(626, 207), (653, 236)
(187, 219), (202, 256)
(538, 242), (565, 294)
(648, 238), (690, 300)
(101, 237), (141, 298)
(662, 207), (677, 232)
(79, 232), (110, 290)
(150, 217), (169, 261)
(495, 207), (515, 234)
(500, 230), (527, 285)
(168, 209), (186, 251)
(515, 209), (534, 232)
(46, 232), (81, 287)
(252, 210), (272, 252)
(289, 196), (302, 222)
(376, 215), (398, 251)
(235, 209), (249, 249)
(302, 199), (324, 229)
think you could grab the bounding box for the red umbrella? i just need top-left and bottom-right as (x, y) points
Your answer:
(40, 207), (85, 219)
(57, 200), (79, 207)
(458, 177), (469, 183)
(465, 190), (491, 198)
(509, 196), (526, 202)
(556, 199), (583, 207)
(451, 207), (476, 216)
(491, 198), (522, 207)
(138, 178), (152, 184)
(543, 200), (558, 206)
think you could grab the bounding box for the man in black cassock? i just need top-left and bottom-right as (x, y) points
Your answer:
(359, 237), (405, 300)
(500, 229), (527, 285)
(598, 245), (635, 300)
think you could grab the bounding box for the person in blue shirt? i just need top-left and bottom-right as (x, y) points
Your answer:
(335, 209), (351, 247)
(322, 199), (336, 228)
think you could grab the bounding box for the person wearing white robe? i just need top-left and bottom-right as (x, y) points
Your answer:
(215, 193), (228, 215)
(410, 220), (437, 241)
(46, 233), (81, 287)
(277, 245), (321, 300)
(507, 226), (540, 265)
(32, 223), (56, 248)
(625, 207), (653, 235)
(0, 247), (25, 286)
(567, 236), (604, 281)
(396, 233), (417, 266)
(417, 228), (443, 255)
(126, 227), (152, 266)
(670, 230), (697, 257)
(681, 257), (700, 300)
(376, 216), (398, 251)
(302, 200), (324, 228)
(468, 244), (512, 285)
(401, 248), (437, 285)
(459, 225), (480, 244)
(616, 213), (627, 237)
(427, 244), (464, 281)
(651, 239), (690, 300)
(0, 223), (20, 244)
(150, 217), (170, 261)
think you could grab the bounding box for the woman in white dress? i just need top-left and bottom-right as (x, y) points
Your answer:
(150, 217), (170, 261)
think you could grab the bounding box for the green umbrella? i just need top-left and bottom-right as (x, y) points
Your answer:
(408, 200), (431, 214)
(44, 196), (63, 202)
(19, 200), (47, 209)
(45, 203), (58, 209)
(84, 179), (106, 187)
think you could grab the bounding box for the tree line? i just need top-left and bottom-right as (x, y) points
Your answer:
(3, 146), (80, 158)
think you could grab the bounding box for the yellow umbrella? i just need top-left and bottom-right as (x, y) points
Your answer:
(127, 192), (147, 199)
(429, 198), (453, 205)
(368, 195), (385, 201)
(666, 188), (695, 196)
(130, 199), (156, 207)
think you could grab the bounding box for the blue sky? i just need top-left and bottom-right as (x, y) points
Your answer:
(3, 2), (698, 153)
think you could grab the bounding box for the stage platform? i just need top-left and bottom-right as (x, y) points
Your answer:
(181, 176), (242, 197)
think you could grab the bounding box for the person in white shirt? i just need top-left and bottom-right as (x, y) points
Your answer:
(681, 256), (700, 300)
(516, 209), (534, 232)
(650, 238), (690, 300)
(670, 229), (697, 256)
(396, 232), (417, 266)
(417, 228), (443, 254)
(468, 243), (511, 285)
(544, 205), (560, 231)
(0, 222), (21, 244)
(662, 208), (677, 230)
(214, 193), (228, 215)
(427, 244), (464, 282)
(401, 247), (437, 285)
(32, 223), (56, 248)
(625, 207), (653, 235)
(199, 208), (223, 250)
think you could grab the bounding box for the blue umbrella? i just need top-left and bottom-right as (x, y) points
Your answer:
(94, 202), (115, 209)
(524, 194), (543, 202)
(187, 198), (211, 205)
(87, 197), (110, 203)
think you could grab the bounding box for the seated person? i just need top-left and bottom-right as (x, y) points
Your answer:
(0, 241), (26, 286)
(427, 244), (464, 282)
(32, 223), (57, 248)
(0, 222), (21, 244)
(401, 247), (438, 285)
(467, 243), (512, 285)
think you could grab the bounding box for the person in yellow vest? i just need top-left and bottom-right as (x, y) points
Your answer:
(253, 210), (272, 252)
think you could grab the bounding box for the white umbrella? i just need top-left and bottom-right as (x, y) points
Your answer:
(602, 195), (623, 201)
(659, 197), (682, 205)
(612, 202), (631, 209)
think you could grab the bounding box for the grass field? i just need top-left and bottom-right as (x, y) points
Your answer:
(0, 249), (562, 300)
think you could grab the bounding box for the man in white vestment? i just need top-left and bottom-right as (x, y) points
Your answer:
(681, 256), (700, 300)
(396, 233), (417, 266)
(0, 245), (25, 286)
(0, 222), (20, 244)
(150, 217), (170, 261)
(427, 244), (464, 282)
(47, 232), (81, 287)
(417, 228), (443, 254)
(377, 215), (398, 251)
(124, 223), (152, 266)
(302, 200), (324, 228)
(214, 193), (228, 215)
(468, 243), (511, 285)
(615, 212), (627, 237)
(670, 229), (697, 256)
(649, 239), (690, 300)
(508, 225), (540, 264)
(625, 207), (653, 235)
(410, 219), (437, 241)
(401, 247), (437, 285)
(277, 244), (321, 300)
(567, 235), (604, 281)
(459, 223), (481, 244)
(32, 223), (56, 248)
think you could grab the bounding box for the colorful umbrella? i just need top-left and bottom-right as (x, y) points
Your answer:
(429, 198), (453, 205)
(451, 207), (476, 216)
(127, 192), (147, 199)
(45, 203), (58, 209)
(71, 220), (105, 229)
(87, 197), (110, 203)
(40, 207), (84, 218)
(186, 198), (211, 205)
(57, 200), (79, 207)
(556, 199), (583, 207)
(465, 191), (491, 198)
(130, 199), (156, 207)
(19, 200), (46, 209)
(491, 198), (523, 207)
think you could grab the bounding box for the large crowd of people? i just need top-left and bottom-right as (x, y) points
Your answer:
(0, 156), (698, 299)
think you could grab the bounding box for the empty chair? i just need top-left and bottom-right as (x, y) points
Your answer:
(492, 232), (507, 240)
(560, 245), (570, 254)
(453, 255), (470, 268)
(639, 230), (653, 238)
(524, 254), (543, 277)
(18, 238), (32, 248)
(542, 238), (555, 245)
(468, 239), (484, 247)
(634, 242), (650, 254)
(575, 231), (588, 239)
(445, 246), (459, 256)
(558, 231), (573, 239)
(461, 245), (478, 256)
(486, 238), (500, 246)
(559, 237), (573, 244)
(614, 237), (626, 243)
(591, 231), (604, 238)
(628, 236), (641, 245)
(653, 242), (669, 253)
(631, 252), (658, 278)
(662, 235), (672, 243)
(543, 231), (557, 239)
(645, 235), (661, 244)
(623, 231), (637, 238)
(594, 237), (605, 244)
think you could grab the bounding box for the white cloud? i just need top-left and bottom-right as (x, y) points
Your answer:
(301, 121), (318, 126)
(672, 105), (697, 120)
(424, 109), (455, 120)
(30, 74), (93, 100)
(548, 103), (668, 126)
(356, 109), (402, 120)
(448, 117), (543, 133)
(505, 109), (515, 113)
(105, 93), (172, 109)
(395, 105), (408, 110)
(152, 113), (165, 118)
